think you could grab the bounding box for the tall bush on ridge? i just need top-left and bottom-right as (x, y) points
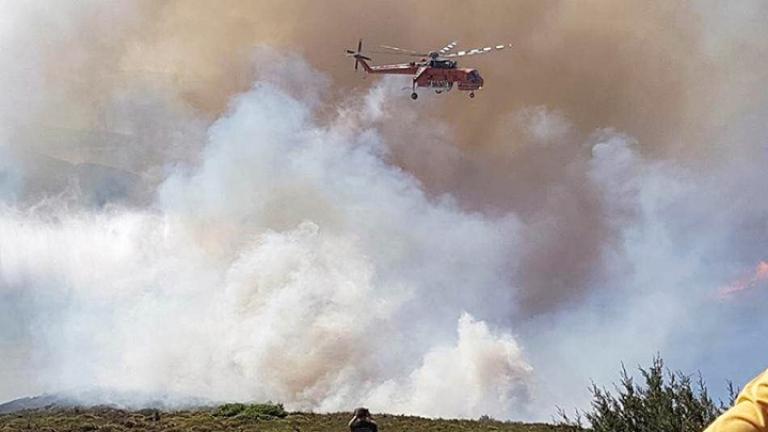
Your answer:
(557, 356), (735, 432)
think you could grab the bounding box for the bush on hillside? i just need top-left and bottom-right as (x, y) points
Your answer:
(241, 403), (287, 419)
(557, 356), (736, 432)
(214, 403), (247, 417)
(213, 402), (287, 419)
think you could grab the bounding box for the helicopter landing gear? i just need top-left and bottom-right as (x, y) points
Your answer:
(469, 92), (475, 99)
(411, 92), (418, 100)
(435, 90), (442, 94)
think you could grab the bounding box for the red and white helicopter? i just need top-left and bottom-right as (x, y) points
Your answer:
(346, 39), (512, 100)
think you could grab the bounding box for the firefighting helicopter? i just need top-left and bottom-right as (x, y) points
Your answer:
(345, 39), (512, 100)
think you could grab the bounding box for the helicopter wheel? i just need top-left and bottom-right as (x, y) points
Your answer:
(469, 92), (475, 99)
(435, 90), (442, 94)
(410, 92), (418, 100)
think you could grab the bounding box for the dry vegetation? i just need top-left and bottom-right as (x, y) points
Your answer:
(0, 406), (572, 432)
(1, 358), (727, 432)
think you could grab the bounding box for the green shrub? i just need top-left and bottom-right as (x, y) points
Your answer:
(241, 403), (287, 419)
(558, 356), (734, 432)
(213, 403), (247, 417)
(213, 402), (287, 419)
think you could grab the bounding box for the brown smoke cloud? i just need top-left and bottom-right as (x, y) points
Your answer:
(124, 1), (730, 149)
(20, 0), (766, 175)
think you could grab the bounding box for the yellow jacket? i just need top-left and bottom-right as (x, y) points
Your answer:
(706, 370), (768, 432)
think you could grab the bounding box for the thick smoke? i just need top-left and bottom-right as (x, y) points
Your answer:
(1, 0), (768, 422)
(0, 43), (532, 417)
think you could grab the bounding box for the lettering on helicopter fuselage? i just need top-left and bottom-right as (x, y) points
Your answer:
(426, 80), (452, 88)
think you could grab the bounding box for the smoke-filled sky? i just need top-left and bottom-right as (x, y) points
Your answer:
(1, 0), (768, 421)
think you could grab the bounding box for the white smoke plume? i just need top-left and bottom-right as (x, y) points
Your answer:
(0, 53), (531, 418)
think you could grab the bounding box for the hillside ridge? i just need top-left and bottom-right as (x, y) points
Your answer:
(0, 406), (575, 432)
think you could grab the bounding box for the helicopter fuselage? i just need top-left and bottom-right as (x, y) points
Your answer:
(359, 59), (484, 94)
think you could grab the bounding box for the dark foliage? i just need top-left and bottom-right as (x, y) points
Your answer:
(558, 356), (733, 432)
(213, 402), (287, 419)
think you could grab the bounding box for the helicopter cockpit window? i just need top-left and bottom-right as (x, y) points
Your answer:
(431, 59), (456, 69)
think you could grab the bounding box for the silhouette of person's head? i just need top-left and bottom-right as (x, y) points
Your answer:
(353, 407), (371, 419)
(349, 407), (377, 432)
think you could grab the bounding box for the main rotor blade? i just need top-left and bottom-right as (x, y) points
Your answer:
(442, 43), (513, 58)
(369, 50), (426, 57)
(379, 44), (428, 56)
(438, 40), (458, 55)
(357, 39), (362, 52)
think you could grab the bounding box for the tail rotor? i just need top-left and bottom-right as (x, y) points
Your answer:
(346, 39), (371, 71)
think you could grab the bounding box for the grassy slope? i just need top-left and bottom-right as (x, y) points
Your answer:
(0, 408), (576, 432)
